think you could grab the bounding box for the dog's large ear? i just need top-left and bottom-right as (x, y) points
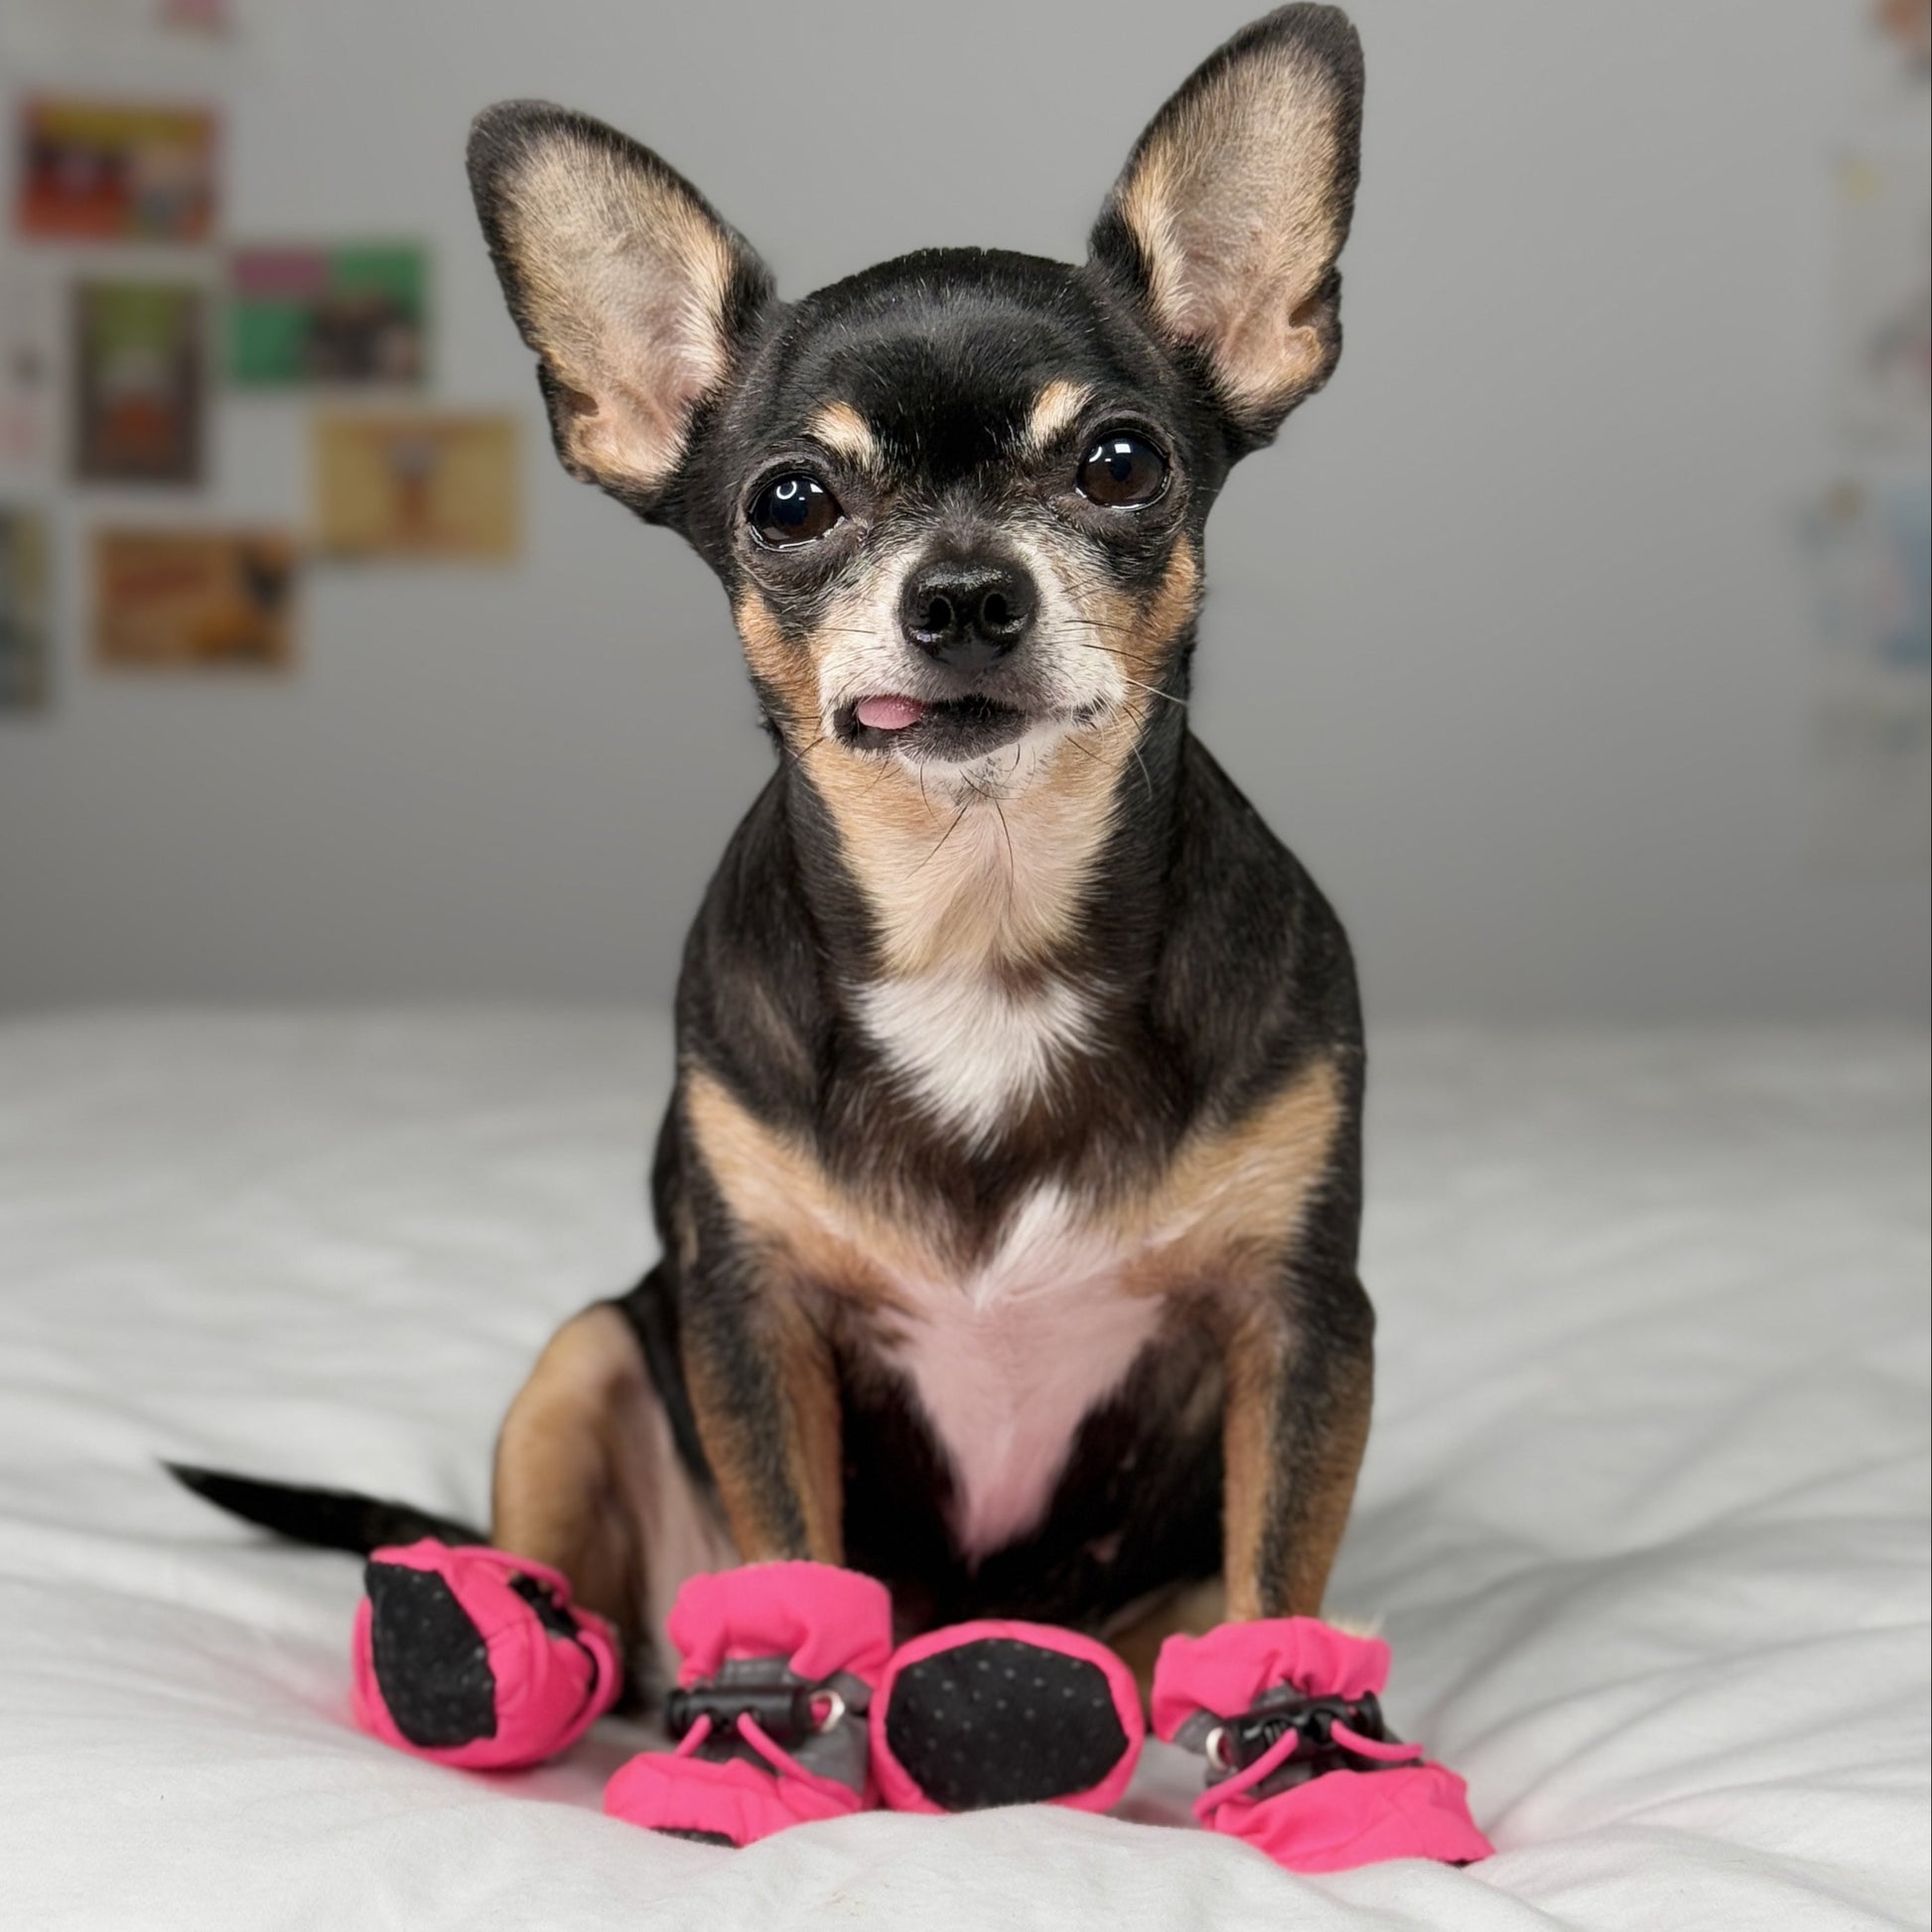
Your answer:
(1090, 6), (1363, 443)
(468, 102), (774, 514)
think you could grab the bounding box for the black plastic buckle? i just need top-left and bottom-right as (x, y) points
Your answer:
(663, 1682), (824, 1749)
(1215, 1690), (1396, 1780)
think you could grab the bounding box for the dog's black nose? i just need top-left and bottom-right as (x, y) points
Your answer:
(899, 558), (1036, 671)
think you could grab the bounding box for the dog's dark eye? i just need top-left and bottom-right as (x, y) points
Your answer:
(750, 474), (842, 547)
(1076, 434), (1169, 508)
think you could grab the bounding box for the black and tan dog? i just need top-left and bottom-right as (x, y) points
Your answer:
(183, 5), (1372, 1722)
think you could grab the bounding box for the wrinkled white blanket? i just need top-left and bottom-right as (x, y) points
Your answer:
(0, 1012), (1925, 1930)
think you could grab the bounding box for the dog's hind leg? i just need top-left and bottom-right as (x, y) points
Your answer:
(489, 1286), (738, 1702)
(351, 1283), (735, 1762)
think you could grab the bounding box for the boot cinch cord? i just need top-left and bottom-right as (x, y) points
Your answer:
(1196, 1691), (1425, 1828)
(664, 1680), (853, 1791)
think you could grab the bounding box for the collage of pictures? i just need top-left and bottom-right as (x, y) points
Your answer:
(0, 18), (519, 707)
(1804, 0), (1932, 863)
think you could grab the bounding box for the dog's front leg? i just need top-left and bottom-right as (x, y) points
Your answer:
(679, 1248), (844, 1567)
(1220, 1273), (1375, 1622)
(1167, 1268), (1491, 1871)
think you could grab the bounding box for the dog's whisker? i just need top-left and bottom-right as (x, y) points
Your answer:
(1114, 672), (1186, 710)
(992, 795), (1017, 909)
(907, 799), (973, 876)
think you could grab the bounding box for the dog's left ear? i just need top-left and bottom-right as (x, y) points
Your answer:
(1090, 5), (1364, 443)
(467, 101), (774, 516)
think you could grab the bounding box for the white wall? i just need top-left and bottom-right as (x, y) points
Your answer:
(0, 0), (1925, 1020)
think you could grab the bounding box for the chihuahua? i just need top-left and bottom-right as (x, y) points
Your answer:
(184, 4), (1371, 1706)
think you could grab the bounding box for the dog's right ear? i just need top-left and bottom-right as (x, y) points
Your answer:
(467, 102), (774, 516)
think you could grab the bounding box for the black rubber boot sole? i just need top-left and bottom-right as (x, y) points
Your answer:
(881, 1635), (1132, 1811)
(364, 1559), (498, 1748)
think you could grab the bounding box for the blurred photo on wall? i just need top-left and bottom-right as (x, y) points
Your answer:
(93, 527), (296, 670)
(227, 244), (428, 387)
(312, 412), (517, 559)
(0, 505), (51, 709)
(15, 98), (217, 243)
(71, 282), (206, 485)
(0, 263), (57, 476)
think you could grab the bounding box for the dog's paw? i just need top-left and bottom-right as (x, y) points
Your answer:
(872, 1621), (1145, 1815)
(604, 1562), (893, 1848)
(1152, 1616), (1492, 1872)
(350, 1540), (620, 1769)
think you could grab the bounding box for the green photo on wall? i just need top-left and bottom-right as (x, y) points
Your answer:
(226, 243), (428, 387)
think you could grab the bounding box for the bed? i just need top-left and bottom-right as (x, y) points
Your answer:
(0, 1010), (1925, 1930)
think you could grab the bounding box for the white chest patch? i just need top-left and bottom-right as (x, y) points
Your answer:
(857, 968), (1093, 1148)
(883, 1184), (1163, 1559)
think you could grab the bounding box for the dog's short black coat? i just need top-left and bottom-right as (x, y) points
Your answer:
(177, 5), (1377, 1687)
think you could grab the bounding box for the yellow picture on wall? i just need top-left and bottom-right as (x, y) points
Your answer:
(313, 412), (518, 559)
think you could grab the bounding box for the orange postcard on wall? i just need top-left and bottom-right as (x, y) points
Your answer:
(94, 529), (297, 671)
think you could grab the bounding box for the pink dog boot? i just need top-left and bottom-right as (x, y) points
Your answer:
(1152, 1617), (1492, 1872)
(351, 1539), (621, 1769)
(604, 1562), (894, 1847)
(872, 1620), (1145, 1815)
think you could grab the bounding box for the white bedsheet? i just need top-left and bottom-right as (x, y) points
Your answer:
(0, 1011), (1924, 1931)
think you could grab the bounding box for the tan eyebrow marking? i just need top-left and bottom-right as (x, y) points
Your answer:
(805, 401), (881, 468)
(1023, 379), (1095, 454)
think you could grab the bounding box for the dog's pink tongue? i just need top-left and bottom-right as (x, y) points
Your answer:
(856, 695), (928, 732)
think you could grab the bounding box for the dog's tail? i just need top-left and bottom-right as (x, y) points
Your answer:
(165, 1462), (485, 1556)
